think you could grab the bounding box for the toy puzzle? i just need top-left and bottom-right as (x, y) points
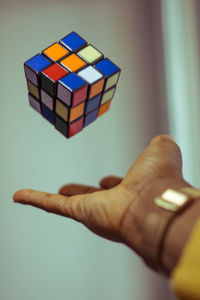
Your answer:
(24, 32), (120, 138)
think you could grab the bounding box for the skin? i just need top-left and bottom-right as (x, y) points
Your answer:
(13, 135), (198, 276)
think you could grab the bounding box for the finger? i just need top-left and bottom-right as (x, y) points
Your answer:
(59, 184), (101, 196)
(150, 134), (175, 145)
(13, 189), (96, 222)
(100, 176), (123, 189)
(149, 134), (182, 173)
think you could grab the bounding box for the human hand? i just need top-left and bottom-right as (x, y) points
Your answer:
(13, 135), (190, 274)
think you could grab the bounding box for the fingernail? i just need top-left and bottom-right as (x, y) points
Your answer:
(164, 134), (175, 142)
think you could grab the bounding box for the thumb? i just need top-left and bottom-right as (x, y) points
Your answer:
(149, 134), (183, 175)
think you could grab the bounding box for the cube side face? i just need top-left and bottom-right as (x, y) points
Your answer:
(84, 109), (98, 127)
(105, 72), (120, 91)
(25, 32), (120, 139)
(29, 94), (41, 114)
(98, 100), (112, 117)
(27, 80), (40, 100)
(25, 66), (38, 86)
(55, 99), (69, 122)
(72, 85), (87, 106)
(85, 93), (102, 114)
(100, 86), (116, 106)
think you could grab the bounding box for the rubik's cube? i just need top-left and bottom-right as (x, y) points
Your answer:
(24, 32), (120, 138)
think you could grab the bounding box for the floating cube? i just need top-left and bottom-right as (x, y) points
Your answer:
(24, 31), (120, 138)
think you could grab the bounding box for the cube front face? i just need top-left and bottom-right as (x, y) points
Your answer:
(100, 86), (116, 105)
(24, 31), (120, 139)
(27, 80), (40, 100)
(41, 90), (54, 110)
(69, 117), (84, 137)
(29, 93), (41, 114)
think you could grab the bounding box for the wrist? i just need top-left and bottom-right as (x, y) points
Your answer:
(139, 175), (191, 273)
(161, 190), (200, 275)
(120, 174), (192, 274)
(139, 180), (200, 277)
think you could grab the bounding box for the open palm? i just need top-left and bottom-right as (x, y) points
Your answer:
(14, 135), (189, 257)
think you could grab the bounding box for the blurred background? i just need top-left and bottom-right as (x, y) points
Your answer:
(1, 0), (200, 299)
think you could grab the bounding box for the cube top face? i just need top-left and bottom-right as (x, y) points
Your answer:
(43, 42), (69, 62)
(60, 54), (87, 72)
(77, 45), (103, 64)
(78, 66), (103, 84)
(59, 73), (86, 92)
(25, 53), (52, 72)
(95, 58), (120, 77)
(42, 63), (68, 82)
(60, 32), (87, 52)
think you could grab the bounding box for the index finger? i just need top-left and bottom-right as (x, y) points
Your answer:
(13, 189), (91, 222)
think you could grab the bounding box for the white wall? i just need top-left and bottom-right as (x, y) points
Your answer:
(0, 0), (174, 299)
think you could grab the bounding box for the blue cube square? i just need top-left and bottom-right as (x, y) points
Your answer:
(42, 104), (55, 124)
(60, 32), (87, 52)
(85, 93), (102, 114)
(84, 109), (98, 127)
